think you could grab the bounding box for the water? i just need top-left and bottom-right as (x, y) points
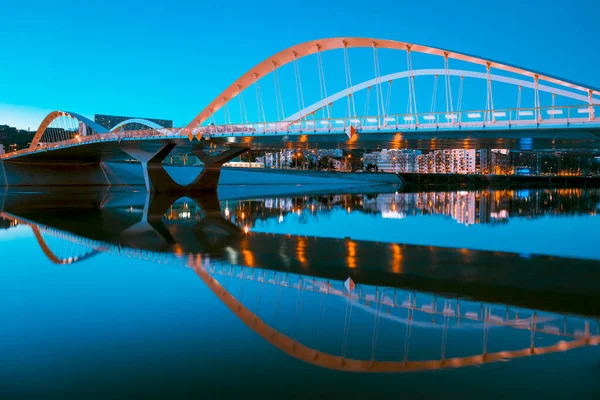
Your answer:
(1, 186), (600, 398)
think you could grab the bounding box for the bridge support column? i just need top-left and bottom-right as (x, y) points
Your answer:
(191, 147), (249, 190)
(121, 143), (248, 193)
(122, 143), (181, 193)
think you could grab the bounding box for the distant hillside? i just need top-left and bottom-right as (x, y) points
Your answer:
(0, 125), (35, 150)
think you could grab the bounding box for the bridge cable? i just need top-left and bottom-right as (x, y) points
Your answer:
(385, 81), (393, 122)
(516, 85), (522, 121)
(405, 45), (418, 119)
(293, 52), (306, 118)
(342, 43), (357, 120)
(457, 76), (464, 124)
(485, 63), (495, 123)
(272, 62), (286, 122)
(534, 75), (541, 122)
(443, 53), (454, 115)
(364, 87), (372, 123)
(316, 44), (330, 119)
(372, 43), (386, 122)
(238, 85), (249, 125)
(223, 98), (232, 125)
(430, 75), (439, 116)
(254, 73), (267, 124)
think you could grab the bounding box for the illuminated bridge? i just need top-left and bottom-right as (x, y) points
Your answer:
(2, 192), (599, 372)
(2, 37), (600, 192)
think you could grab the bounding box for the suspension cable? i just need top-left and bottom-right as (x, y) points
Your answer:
(254, 73), (266, 124)
(272, 61), (285, 121)
(485, 62), (495, 123)
(364, 86), (372, 121)
(443, 52), (454, 114)
(406, 45), (418, 117)
(372, 42), (386, 119)
(534, 75), (541, 122)
(430, 75), (439, 114)
(293, 51), (306, 117)
(457, 76), (464, 122)
(342, 42), (357, 119)
(385, 81), (393, 118)
(516, 85), (522, 121)
(223, 97), (232, 125)
(238, 85), (248, 125)
(316, 44), (330, 119)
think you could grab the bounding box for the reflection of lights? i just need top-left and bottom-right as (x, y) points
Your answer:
(382, 211), (406, 219)
(225, 207), (230, 217)
(297, 237), (307, 266)
(347, 207), (351, 213)
(244, 225), (249, 234)
(346, 240), (357, 268)
(391, 243), (402, 273)
(241, 212), (245, 220)
(491, 210), (508, 219)
(278, 214), (284, 223)
(179, 211), (191, 219)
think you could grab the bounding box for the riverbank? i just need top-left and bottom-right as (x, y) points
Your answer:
(399, 172), (600, 189)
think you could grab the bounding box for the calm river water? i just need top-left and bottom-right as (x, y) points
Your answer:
(1, 186), (599, 398)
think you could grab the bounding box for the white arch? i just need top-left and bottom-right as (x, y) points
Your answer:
(110, 118), (165, 132)
(285, 69), (600, 122)
(30, 111), (109, 149)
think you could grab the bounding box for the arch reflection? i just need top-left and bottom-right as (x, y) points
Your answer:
(1, 188), (599, 372)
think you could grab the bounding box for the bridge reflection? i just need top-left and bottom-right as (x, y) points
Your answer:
(1, 189), (599, 371)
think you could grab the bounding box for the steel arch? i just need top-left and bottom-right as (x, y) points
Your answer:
(285, 69), (600, 122)
(184, 37), (600, 132)
(29, 111), (109, 150)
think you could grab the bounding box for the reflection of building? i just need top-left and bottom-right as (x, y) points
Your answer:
(0, 144), (4, 156)
(94, 114), (173, 131)
(363, 150), (419, 172)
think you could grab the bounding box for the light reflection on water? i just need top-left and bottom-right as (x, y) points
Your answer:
(1, 187), (599, 397)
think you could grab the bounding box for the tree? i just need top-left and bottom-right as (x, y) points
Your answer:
(316, 155), (332, 170)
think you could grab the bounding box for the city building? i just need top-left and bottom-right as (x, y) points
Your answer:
(363, 150), (419, 172)
(94, 114), (173, 131)
(0, 144), (4, 156)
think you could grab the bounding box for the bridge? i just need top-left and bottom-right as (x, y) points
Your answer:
(2, 37), (600, 192)
(1, 190), (599, 372)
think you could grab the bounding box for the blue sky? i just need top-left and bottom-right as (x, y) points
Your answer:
(1, 0), (599, 129)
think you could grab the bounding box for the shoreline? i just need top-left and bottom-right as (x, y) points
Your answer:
(399, 172), (600, 189)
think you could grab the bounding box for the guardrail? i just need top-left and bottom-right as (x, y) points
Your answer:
(2, 105), (599, 160)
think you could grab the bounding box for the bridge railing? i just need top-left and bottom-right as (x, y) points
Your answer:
(196, 104), (600, 137)
(2, 105), (600, 160)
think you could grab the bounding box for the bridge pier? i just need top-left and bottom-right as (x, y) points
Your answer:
(121, 143), (248, 193)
